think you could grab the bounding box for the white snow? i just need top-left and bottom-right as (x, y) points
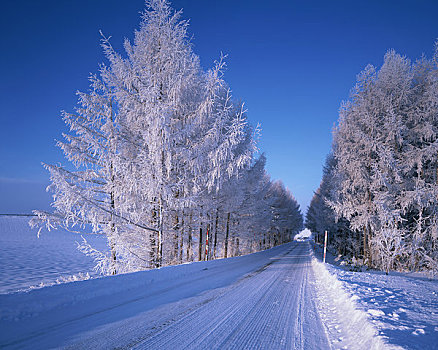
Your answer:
(1, 241), (332, 349)
(313, 242), (438, 350)
(368, 309), (386, 317)
(0, 215), (107, 294)
(1, 219), (435, 349)
(311, 255), (392, 349)
(294, 228), (312, 240)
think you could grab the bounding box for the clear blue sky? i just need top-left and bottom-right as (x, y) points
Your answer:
(0, 0), (437, 214)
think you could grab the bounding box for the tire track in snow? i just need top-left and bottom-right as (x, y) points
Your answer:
(126, 242), (330, 350)
(130, 247), (296, 349)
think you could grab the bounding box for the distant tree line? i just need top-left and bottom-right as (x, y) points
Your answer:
(307, 45), (438, 273)
(32, 0), (303, 275)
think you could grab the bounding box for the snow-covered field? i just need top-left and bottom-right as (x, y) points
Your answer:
(0, 215), (107, 294)
(313, 243), (438, 350)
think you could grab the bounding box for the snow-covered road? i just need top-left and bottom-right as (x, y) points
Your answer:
(99, 241), (330, 350)
(1, 241), (335, 349)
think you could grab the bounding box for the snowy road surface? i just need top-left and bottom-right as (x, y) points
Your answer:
(83, 241), (330, 349)
(1, 241), (340, 349)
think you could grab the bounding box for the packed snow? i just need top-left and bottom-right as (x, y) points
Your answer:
(0, 215), (107, 294)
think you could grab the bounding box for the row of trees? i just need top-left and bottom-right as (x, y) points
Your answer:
(307, 44), (438, 273)
(32, 0), (303, 275)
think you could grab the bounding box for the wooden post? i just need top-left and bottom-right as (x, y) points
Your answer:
(323, 230), (328, 263)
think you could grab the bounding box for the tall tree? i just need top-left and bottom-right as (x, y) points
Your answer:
(32, 0), (303, 274)
(314, 43), (438, 273)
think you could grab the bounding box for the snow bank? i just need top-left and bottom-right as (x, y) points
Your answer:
(311, 256), (397, 350)
(312, 242), (438, 350)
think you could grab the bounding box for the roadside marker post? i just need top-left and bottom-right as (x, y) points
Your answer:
(323, 230), (328, 263)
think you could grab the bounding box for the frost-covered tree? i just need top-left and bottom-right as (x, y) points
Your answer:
(313, 43), (438, 273)
(237, 154), (273, 253)
(306, 154), (344, 248)
(98, 0), (207, 268)
(329, 50), (414, 270)
(100, 1), (259, 266)
(400, 46), (438, 272)
(268, 180), (303, 246)
(30, 73), (160, 274)
(32, 0), (302, 274)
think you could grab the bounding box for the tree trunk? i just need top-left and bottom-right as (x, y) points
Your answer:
(173, 213), (179, 264)
(187, 212), (193, 262)
(363, 227), (367, 262)
(109, 162), (117, 275)
(150, 205), (158, 267)
(179, 214), (184, 264)
(198, 211), (203, 261)
(198, 225), (203, 261)
(205, 223), (210, 261)
(157, 199), (163, 267)
(224, 212), (230, 258)
(110, 234), (117, 275)
(213, 209), (219, 259)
